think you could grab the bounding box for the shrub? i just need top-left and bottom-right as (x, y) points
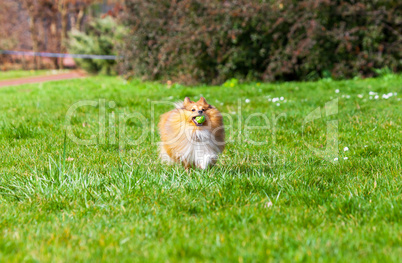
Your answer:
(68, 16), (123, 75)
(119, 0), (401, 84)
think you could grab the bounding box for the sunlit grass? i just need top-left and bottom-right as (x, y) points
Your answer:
(0, 69), (71, 81)
(0, 75), (401, 262)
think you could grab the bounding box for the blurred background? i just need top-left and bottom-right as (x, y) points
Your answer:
(0, 0), (401, 84)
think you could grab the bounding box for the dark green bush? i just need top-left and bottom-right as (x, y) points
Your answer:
(119, 0), (401, 84)
(68, 16), (123, 75)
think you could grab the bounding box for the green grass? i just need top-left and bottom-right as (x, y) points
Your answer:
(0, 75), (401, 262)
(0, 70), (70, 81)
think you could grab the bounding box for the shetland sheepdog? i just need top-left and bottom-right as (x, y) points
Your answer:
(158, 97), (225, 169)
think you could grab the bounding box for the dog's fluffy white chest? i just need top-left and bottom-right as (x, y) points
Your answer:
(180, 129), (221, 169)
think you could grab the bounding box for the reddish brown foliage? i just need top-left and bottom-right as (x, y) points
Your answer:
(119, 0), (401, 83)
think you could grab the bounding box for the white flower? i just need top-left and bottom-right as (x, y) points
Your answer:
(280, 97), (284, 100)
(268, 98), (272, 101)
(369, 96), (373, 100)
(264, 201), (273, 208)
(344, 157), (348, 160)
(334, 158), (338, 161)
(346, 95), (351, 99)
(382, 94), (389, 99)
(245, 99), (250, 103)
(369, 91), (377, 95)
(344, 147), (349, 152)
(394, 92), (397, 96)
(364, 145), (368, 148)
(276, 103), (280, 106)
(272, 97), (279, 102)
(358, 94), (363, 98)
(387, 92), (393, 97)
(335, 89), (340, 93)
(374, 95), (379, 99)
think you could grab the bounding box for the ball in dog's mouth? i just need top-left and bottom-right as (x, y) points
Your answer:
(192, 115), (205, 126)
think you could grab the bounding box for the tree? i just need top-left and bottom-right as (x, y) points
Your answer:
(14, 0), (122, 70)
(75, 0), (95, 31)
(22, 0), (41, 69)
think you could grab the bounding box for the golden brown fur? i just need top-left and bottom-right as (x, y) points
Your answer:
(158, 97), (225, 169)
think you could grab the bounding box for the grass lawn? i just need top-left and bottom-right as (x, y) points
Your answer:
(0, 70), (71, 81)
(0, 75), (401, 262)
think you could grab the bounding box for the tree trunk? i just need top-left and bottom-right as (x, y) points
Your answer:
(76, 6), (85, 31)
(28, 14), (39, 70)
(50, 20), (59, 69)
(59, 0), (69, 69)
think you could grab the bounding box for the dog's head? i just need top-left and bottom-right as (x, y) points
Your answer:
(181, 97), (215, 127)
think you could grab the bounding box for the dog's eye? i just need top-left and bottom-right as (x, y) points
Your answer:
(192, 109), (195, 111)
(202, 109), (205, 111)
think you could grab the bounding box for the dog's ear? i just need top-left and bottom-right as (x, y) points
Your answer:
(184, 97), (192, 105)
(197, 97), (208, 104)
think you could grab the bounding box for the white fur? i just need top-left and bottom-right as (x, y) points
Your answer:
(181, 128), (221, 169)
(160, 127), (221, 170)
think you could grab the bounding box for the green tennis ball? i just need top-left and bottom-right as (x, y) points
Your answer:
(195, 115), (206, 124)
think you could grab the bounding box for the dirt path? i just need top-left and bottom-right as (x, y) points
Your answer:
(0, 71), (86, 87)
